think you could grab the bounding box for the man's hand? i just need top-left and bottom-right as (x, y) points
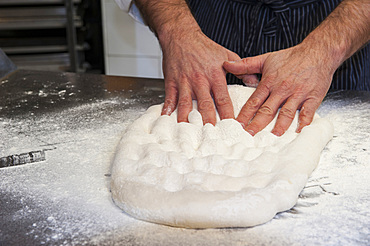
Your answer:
(161, 30), (240, 125)
(134, 0), (240, 125)
(224, 0), (369, 136)
(224, 44), (334, 136)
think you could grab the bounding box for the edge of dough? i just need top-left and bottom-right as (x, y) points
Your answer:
(110, 85), (334, 228)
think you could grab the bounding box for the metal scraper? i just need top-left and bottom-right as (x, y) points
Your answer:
(0, 150), (46, 168)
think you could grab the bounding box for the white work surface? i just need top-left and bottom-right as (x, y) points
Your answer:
(0, 71), (369, 245)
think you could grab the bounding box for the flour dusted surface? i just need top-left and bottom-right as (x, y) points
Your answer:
(111, 85), (334, 228)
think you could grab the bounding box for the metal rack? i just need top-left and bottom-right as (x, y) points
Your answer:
(0, 0), (86, 72)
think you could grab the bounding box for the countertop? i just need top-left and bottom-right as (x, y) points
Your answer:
(0, 70), (369, 245)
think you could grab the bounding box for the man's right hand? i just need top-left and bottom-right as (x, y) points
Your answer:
(134, 0), (241, 125)
(160, 29), (241, 125)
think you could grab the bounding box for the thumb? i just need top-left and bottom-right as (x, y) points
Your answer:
(223, 54), (268, 75)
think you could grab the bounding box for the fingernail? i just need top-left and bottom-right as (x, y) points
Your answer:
(247, 129), (255, 136)
(227, 59), (243, 64)
(296, 122), (305, 133)
(272, 130), (282, 137)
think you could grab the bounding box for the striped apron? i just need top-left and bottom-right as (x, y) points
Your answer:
(187, 0), (370, 90)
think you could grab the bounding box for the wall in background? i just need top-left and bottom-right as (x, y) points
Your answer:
(101, 0), (163, 78)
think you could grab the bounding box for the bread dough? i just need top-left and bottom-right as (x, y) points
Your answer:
(111, 85), (333, 228)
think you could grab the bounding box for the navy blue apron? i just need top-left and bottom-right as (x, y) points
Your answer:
(186, 0), (370, 90)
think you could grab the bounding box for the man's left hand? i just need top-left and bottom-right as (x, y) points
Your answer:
(223, 43), (335, 136)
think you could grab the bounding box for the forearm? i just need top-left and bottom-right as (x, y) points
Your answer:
(301, 0), (370, 72)
(133, 0), (201, 46)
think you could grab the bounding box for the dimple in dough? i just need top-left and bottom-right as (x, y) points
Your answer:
(111, 85), (334, 228)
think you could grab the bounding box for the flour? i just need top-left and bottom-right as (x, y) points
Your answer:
(1, 86), (368, 245)
(111, 85), (334, 228)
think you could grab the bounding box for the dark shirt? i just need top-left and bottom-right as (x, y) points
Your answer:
(187, 0), (370, 90)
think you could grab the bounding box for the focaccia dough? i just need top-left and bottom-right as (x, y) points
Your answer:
(111, 85), (333, 228)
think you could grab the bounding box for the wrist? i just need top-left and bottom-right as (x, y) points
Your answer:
(156, 11), (202, 48)
(134, 0), (203, 50)
(300, 34), (347, 74)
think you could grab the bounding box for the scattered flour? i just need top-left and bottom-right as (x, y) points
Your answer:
(0, 88), (369, 245)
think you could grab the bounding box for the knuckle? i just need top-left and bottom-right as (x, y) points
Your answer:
(210, 67), (222, 76)
(246, 97), (261, 109)
(197, 99), (214, 111)
(237, 110), (250, 121)
(215, 96), (231, 108)
(242, 58), (249, 65)
(165, 76), (176, 84)
(261, 74), (276, 84)
(299, 107), (313, 118)
(258, 82), (271, 93)
(279, 80), (292, 92)
(165, 81), (178, 91)
(191, 72), (206, 82)
(299, 111), (313, 125)
(178, 72), (188, 80)
(293, 85), (306, 97)
(279, 107), (296, 120)
(258, 105), (274, 117)
(177, 98), (192, 109)
(164, 98), (176, 108)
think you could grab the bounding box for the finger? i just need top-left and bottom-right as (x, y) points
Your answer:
(194, 83), (217, 125)
(236, 83), (270, 131)
(239, 74), (260, 88)
(223, 54), (268, 75)
(244, 90), (286, 136)
(177, 79), (193, 123)
(296, 99), (320, 133)
(211, 78), (234, 120)
(271, 97), (302, 136)
(161, 80), (178, 116)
